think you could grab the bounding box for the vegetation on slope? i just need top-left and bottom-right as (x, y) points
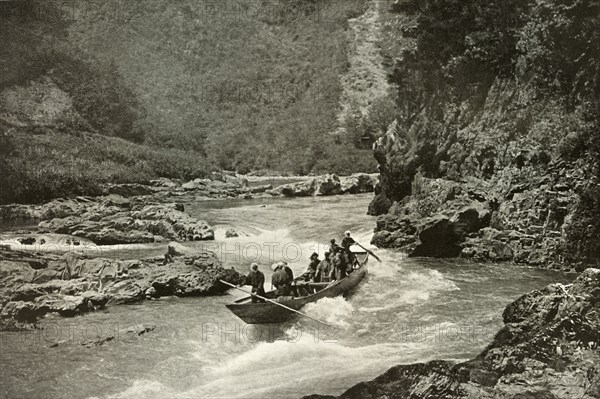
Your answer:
(0, 0), (379, 204)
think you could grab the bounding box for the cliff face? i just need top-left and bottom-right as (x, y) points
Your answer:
(368, 0), (600, 271)
(305, 268), (600, 399)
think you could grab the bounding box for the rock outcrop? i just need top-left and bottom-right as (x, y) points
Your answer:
(0, 246), (245, 330)
(365, 0), (599, 272)
(370, 155), (591, 271)
(35, 200), (214, 245)
(271, 174), (378, 197)
(306, 268), (600, 399)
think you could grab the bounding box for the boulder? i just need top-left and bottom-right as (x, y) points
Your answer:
(0, 243), (244, 329)
(182, 180), (204, 191)
(39, 198), (91, 220)
(276, 180), (316, 197)
(368, 193), (393, 216)
(340, 173), (378, 194)
(33, 294), (92, 317)
(313, 174), (342, 196)
(39, 203), (214, 244)
(411, 216), (462, 257)
(450, 207), (481, 236)
(17, 237), (36, 245)
(73, 228), (155, 245)
(225, 228), (240, 238)
(248, 184), (273, 194)
(0, 301), (48, 322)
(272, 175), (344, 197)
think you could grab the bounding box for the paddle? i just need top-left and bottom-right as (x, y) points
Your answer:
(219, 280), (334, 327)
(355, 242), (382, 262)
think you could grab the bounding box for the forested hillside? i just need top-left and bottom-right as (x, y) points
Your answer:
(370, 0), (600, 269)
(0, 0), (378, 204)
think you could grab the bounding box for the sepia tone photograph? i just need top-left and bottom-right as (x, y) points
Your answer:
(0, 0), (599, 398)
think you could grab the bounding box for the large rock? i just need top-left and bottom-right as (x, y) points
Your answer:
(368, 193), (392, 216)
(38, 203), (214, 244)
(271, 174), (375, 197)
(0, 246), (245, 329)
(340, 173), (378, 194)
(313, 174), (342, 196)
(305, 269), (600, 399)
(411, 216), (462, 257)
(372, 203), (491, 258)
(275, 180), (316, 197)
(33, 294), (93, 317)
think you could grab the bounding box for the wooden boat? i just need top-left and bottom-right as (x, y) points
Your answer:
(225, 248), (369, 324)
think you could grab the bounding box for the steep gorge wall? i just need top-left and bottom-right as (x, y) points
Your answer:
(367, 0), (600, 271)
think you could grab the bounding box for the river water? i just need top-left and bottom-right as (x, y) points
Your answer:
(0, 194), (573, 399)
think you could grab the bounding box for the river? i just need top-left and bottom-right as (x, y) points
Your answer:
(0, 194), (572, 399)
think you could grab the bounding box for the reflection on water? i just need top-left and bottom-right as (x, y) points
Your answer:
(0, 194), (573, 399)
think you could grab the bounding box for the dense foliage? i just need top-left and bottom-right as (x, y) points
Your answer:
(66, 0), (375, 173)
(0, 0), (379, 203)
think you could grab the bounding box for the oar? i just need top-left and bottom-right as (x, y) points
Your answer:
(355, 242), (382, 262)
(234, 295), (252, 303)
(219, 280), (334, 327)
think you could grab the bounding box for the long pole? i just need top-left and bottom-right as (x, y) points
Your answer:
(219, 280), (334, 327)
(355, 242), (382, 262)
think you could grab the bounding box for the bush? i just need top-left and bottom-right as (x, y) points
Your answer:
(0, 131), (212, 204)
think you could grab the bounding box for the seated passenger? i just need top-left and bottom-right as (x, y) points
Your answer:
(316, 251), (333, 282)
(332, 248), (347, 281)
(328, 239), (340, 255)
(304, 252), (320, 282)
(271, 263), (293, 297)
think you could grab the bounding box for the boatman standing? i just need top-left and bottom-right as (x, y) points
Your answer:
(341, 230), (357, 268)
(242, 263), (265, 303)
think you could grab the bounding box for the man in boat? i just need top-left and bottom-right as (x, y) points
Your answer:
(303, 252), (320, 282)
(341, 230), (357, 269)
(328, 238), (340, 255)
(332, 247), (347, 280)
(280, 261), (294, 281)
(271, 262), (294, 297)
(242, 263), (266, 303)
(316, 251), (333, 282)
(341, 231), (356, 252)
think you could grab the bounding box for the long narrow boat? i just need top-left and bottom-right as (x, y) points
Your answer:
(225, 248), (369, 324)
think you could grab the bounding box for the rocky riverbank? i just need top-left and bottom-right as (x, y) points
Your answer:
(368, 114), (597, 273)
(0, 244), (244, 331)
(306, 268), (600, 399)
(0, 172), (377, 247)
(370, 159), (591, 272)
(0, 172), (376, 330)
